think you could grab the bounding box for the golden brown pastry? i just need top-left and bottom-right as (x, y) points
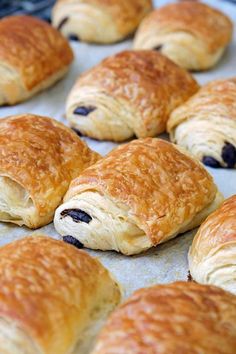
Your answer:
(0, 235), (120, 354)
(0, 114), (100, 229)
(133, 2), (233, 71)
(66, 50), (199, 142)
(189, 195), (236, 294)
(52, 0), (153, 43)
(0, 15), (73, 105)
(168, 78), (236, 169)
(91, 281), (236, 354)
(54, 138), (223, 255)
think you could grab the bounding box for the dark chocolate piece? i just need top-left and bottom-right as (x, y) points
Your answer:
(57, 17), (69, 30)
(68, 34), (80, 41)
(73, 106), (96, 116)
(187, 271), (193, 282)
(72, 127), (83, 136)
(222, 142), (236, 168)
(202, 156), (221, 168)
(153, 45), (163, 51)
(60, 209), (92, 223)
(63, 235), (84, 249)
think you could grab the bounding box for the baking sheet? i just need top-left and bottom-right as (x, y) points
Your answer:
(0, 0), (235, 300)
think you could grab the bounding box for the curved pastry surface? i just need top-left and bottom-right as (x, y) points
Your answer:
(91, 281), (236, 354)
(133, 2), (233, 70)
(0, 15), (73, 105)
(52, 0), (153, 43)
(66, 50), (199, 141)
(0, 114), (100, 228)
(168, 78), (236, 169)
(0, 235), (120, 354)
(189, 195), (236, 294)
(54, 138), (222, 255)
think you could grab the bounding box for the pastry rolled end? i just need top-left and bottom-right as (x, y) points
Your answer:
(188, 195), (236, 294)
(52, 0), (152, 44)
(54, 192), (152, 255)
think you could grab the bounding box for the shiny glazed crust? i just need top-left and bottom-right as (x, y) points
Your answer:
(52, 0), (153, 43)
(133, 2), (233, 70)
(0, 236), (121, 354)
(0, 15), (73, 105)
(189, 195), (236, 294)
(66, 51), (199, 141)
(167, 78), (236, 168)
(0, 114), (100, 228)
(55, 138), (220, 255)
(91, 282), (236, 354)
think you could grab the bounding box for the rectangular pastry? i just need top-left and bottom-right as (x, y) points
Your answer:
(54, 138), (223, 255)
(0, 114), (100, 229)
(0, 236), (120, 354)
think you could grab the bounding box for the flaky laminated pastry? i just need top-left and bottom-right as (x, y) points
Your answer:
(66, 50), (199, 142)
(0, 15), (73, 105)
(168, 78), (236, 169)
(52, 0), (152, 43)
(54, 138), (223, 255)
(0, 236), (120, 354)
(133, 2), (233, 71)
(0, 114), (100, 228)
(91, 282), (236, 354)
(189, 195), (236, 294)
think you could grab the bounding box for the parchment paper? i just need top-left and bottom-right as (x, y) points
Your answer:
(0, 0), (235, 300)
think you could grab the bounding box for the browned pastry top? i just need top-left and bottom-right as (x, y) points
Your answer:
(141, 2), (233, 53)
(92, 281), (236, 354)
(74, 50), (199, 131)
(0, 236), (112, 353)
(0, 15), (73, 89)
(168, 77), (236, 131)
(65, 138), (216, 245)
(0, 114), (99, 219)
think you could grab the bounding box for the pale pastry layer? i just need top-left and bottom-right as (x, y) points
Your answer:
(52, 3), (121, 43)
(0, 176), (35, 226)
(54, 192), (152, 255)
(0, 63), (69, 106)
(172, 116), (236, 167)
(134, 30), (224, 70)
(189, 243), (236, 295)
(54, 191), (222, 256)
(0, 318), (40, 354)
(66, 87), (140, 142)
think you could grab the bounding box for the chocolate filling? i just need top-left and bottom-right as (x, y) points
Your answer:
(72, 127), (83, 136)
(222, 142), (236, 168)
(153, 45), (163, 51)
(68, 34), (80, 41)
(63, 235), (84, 249)
(60, 209), (92, 223)
(57, 17), (69, 30)
(187, 271), (193, 282)
(202, 156), (221, 168)
(73, 106), (96, 116)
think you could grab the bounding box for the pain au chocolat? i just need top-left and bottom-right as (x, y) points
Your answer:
(91, 282), (236, 354)
(0, 236), (120, 354)
(133, 2), (233, 71)
(54, 138), (222, 255)
(66, 50), (199, 141)
(0, 114), (99, 229)
(52, 0), (152, 43)
(168, 78), (236, 169)
(0, 15), (73, 105)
